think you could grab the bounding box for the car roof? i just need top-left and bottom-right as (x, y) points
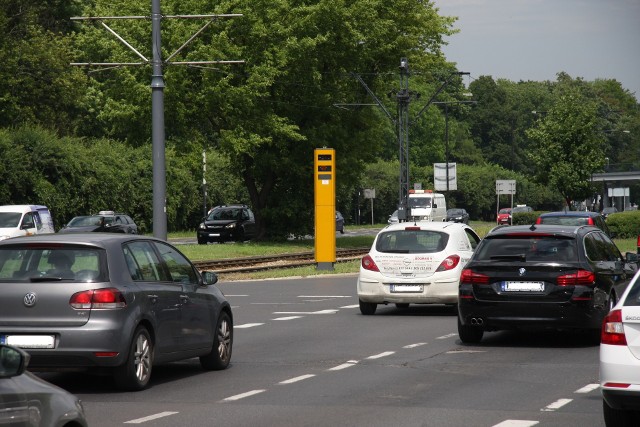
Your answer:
(0, 233), (155, 247)
(486, 224), (599, 238)
(538, 211), (601, 218)
(382, 221), (469, 232)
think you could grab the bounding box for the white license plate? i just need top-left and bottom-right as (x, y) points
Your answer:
(390, 284), (423, 293)
(1, 335), (55, 349)
(208, 233), (220, 237)
(502, 281), (545, 292)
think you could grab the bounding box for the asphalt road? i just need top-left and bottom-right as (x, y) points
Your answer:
(38, 275), (606, 427)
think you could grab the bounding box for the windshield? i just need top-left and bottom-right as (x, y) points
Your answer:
(475, 235), (577, 262)
(375, 230), (449, 254)
(408, 197), (432, 208)
(208, 208), (242, 221)
(498, 209), (510, 214)
(68, 216), (97, 227)
(0, 212), (22, 228)
(0, 246), (106, 282)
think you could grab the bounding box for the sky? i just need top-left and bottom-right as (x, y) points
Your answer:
(433, 0), (640, 101)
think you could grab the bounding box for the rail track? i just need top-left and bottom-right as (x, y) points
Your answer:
(193, 247), (369, 274)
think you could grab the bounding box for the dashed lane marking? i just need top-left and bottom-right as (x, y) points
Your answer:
(273, 316), (304, 321)
(367, 351), (395, 359)
(541, 398), (572, 411)
(437, 333), (458, 339)
(124, 412), (179, 424)
(403, 342), (427, 348)
(222, 390), (266, 402)
(235, 323), (264, 329)
(327, 360), (359, 371)
(279, 374), (316, 384)
(340, 304), (360, 308)
(575, 383), (599, 393)
(491, 421), (539, 427)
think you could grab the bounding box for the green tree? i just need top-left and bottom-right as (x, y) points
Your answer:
(526, 89), (605, 208)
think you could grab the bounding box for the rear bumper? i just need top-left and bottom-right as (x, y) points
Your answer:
(357, 274), (459, 305)
(600, 343), (640, 410)
(458, 299), (604, 331)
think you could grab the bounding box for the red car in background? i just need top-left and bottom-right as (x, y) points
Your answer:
(497, 208), (511, 225)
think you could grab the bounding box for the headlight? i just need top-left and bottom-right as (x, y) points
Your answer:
(225, 223), (237, 229)
(198, 223), (206, 230)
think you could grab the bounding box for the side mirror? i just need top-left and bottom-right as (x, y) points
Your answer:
(0, 345), (29, 378)
(626, 252), (639, 263)
(201, 270), (218, 286)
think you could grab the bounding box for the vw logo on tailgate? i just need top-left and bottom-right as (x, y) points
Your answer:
(23, 292), (37, 307)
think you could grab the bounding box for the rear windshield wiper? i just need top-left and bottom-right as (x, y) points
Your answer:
(490, 254), (526, 261)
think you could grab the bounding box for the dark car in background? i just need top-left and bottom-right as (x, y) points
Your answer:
(59, 211), (138, 234)
(536, 210), (612, 237)
(0, 344), (88, 426)
(601, 206), (619, 219)
(197, 204), (257, 244)
(458, 224), (637, 344)
(446, 208), (470, 224)
(0, 233), (233, 391)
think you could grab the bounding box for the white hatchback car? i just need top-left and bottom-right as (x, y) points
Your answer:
(600, 268), (640, 426)
(357, 222), (481, 315)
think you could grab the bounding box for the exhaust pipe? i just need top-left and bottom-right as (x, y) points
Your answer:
(470, 317), (484, 325)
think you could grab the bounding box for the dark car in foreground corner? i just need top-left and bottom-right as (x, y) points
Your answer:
(0, 344), (88, 426)
(446, 208), (470, 224)
(458, 224), (638, 344)
(197, 204), (256, 244)
(536, 210), (612, 237)
(600, 269), (640, 426)
(59, 211), (138, 234)
(0, 233), (233, 391)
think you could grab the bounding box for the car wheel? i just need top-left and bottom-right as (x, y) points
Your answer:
(395, 303), (410, 309)
(197, 237), (206, 245)
(339, 226), (345, 234)
(359, 299), (377, 315)
(457, 315), (483, 344)
(114, 326), (153, 391)
(200, 311), (233, 370)
(236, 228), (245, 242)
(603, 399), (639, 426)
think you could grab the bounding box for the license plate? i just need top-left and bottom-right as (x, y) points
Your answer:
(501, 281), (545, 292)
(208, 233), (220, 237)
(1, 335), (55, 349)
(390, 284), (423, 293)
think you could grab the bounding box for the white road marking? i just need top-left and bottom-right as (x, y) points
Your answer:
(298, 295), (351, 298)
(367, 351), (395, 359)
(541, 398), (572, 411)
(328, 360), (359, 371)
(403, 342), (427, 348)
(279, 374), (316, 384)
(446, 349), (486, 354)
(491, 421), (539, 427)
(340, 304), (360, 308)
(575, 383), (600, 393)
(437, 333), (458, 339)
(235, 323), (264, 328)
(222, 389), (266, 401)
(224, 294), (248, 297)
(273, 310), (338, 315)
(273, 316), (303, 321)
(124, 412), (179, 424)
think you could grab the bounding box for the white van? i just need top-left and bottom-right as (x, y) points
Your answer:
(407, 190), (447, 222)
(0, 205), (55, 241)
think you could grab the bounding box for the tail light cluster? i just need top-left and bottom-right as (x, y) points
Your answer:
(361, 255), (380, 272)
(69, 288), (126, 309)
(436, 255), (460, 272)
(556, 270), (595, 286)
(460, 269), (489, 285)
(601, 309), (627, 345)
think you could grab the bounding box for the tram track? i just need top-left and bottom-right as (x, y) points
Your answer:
(193, 247), (368, 274)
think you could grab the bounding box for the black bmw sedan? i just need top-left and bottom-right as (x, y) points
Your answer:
(458, 224), (638, 344)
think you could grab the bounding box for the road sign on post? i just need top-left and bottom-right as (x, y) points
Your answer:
(364, 189), (376, 225)
(496, 180), (516, 224)
(434, 163), (457, 191)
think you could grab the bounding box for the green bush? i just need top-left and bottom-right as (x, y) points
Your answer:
(512, 211), (543, 225)
(607, 211), (640, 239)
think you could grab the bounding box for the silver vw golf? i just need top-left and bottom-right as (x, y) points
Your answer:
(0, 233), (233, 391)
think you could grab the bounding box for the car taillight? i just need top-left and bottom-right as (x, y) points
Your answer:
(70, 288), (126, 309)
(601, 309), (627, 345)
(361, 255), (379, 272)
(556, 270), (595, 286)
(460, 269), (490, 284)
(436, 255), (460, 272)
(587, 218), (595, 225)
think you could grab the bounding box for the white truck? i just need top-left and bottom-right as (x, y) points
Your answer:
(407, 190), (447, 222)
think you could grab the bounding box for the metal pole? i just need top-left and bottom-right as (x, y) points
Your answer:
(202, 148), (207, 217)
(151, 0), (167, 240)
(445, 103), (449, 193)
